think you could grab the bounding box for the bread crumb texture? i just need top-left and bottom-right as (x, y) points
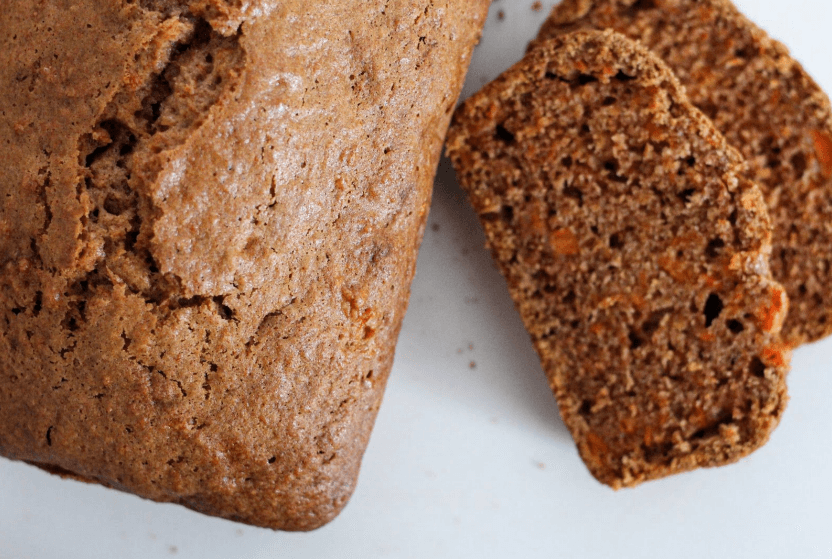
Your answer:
(0, 0), (488, 530)
(536, 0), (832, 347)
(447, 30), (790, 488)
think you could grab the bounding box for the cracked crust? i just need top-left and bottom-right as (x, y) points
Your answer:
(447, 30), (790, 488)
(535, 0), (832, 347)
(0, 0), (489, 530)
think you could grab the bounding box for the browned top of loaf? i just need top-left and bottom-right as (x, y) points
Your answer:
(0, 0), (488, 530)
(447, 30), (790, 488)
(536, 0), (832, 347)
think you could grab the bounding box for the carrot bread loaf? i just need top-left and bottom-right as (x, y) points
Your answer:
(0, 0), (488, 530)
(447, 30), (790, 488)
(535, 0), (832, 347)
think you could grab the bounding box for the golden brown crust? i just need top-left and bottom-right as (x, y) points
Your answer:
(447, 30), (790, 488)
(535, 0), (832, 347)
(0, 0), (489, 530)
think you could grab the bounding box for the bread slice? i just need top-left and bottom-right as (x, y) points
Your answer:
(447, 30), (790, 488)
(534, 0), (832, 348)
(0, 0), (488, 530)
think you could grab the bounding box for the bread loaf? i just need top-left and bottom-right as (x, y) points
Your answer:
(0, 0), (488, 530)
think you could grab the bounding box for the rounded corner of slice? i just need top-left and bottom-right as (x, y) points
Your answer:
(448, 29), (790, 488)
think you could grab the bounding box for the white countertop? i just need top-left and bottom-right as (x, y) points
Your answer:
(2, 1), (831, 557)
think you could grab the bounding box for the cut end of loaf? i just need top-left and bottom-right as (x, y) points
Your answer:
(448, 30), (790, 488)
(536, 0), (832, 348)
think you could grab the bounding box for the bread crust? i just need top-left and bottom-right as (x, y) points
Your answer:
(447, 30), (790, 488)
(0, 0), (488, 530)
(536, 0), (832, 347)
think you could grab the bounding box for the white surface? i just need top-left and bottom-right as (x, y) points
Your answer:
(2, 1), (832, 557)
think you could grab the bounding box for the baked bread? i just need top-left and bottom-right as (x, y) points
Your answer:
(0, 0), (488, 530)
(446, 30), (790, 488)
(535, 0), (832, 347)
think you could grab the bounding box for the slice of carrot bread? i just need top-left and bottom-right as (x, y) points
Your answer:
(535, 0), (832, 348)
(0, 0), (489, 530)
(446, 30), (790, 488)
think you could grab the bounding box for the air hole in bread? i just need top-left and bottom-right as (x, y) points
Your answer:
(577, 74), (598, 86)
(642, 310), (668, 336)
(749, 357), (766, 378)
(563, 185), (583, 206)
(727, 319), (745, 334)
(628, 0), (657, 13)
(705, 237), (725, 258)
(495, 124), (515, 144)
(704, 293), (724, 327)
(613, 70), (636, 82)
(677, 188), (695, 204)
(791, 152), (807, 179)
